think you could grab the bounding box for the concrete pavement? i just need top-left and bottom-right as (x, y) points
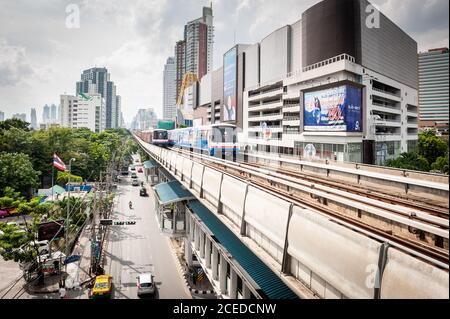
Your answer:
(102, 155), (191, 299)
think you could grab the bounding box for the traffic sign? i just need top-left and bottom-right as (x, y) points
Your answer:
(100, 219), (113, 226)
(64, 255), (81, 265)
(113, 221), (136, 226)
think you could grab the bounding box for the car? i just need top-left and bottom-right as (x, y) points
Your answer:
(132, 179), (139, 186)
(135, 159), (140, 163)
(136, 273), (155, 297)
(121, 170), (129, 176)
(130, 165), (136, 171)
(131, 172), (137, 179)
(0, 210), (9, 218)
(91, 275), (113, 299)
(139, 188), (148, 196)
(137, 167), (143, 173)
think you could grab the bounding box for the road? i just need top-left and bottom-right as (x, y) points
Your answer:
(103, 155), (191, 299)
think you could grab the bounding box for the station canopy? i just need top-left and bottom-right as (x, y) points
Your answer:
(143, 160), (157, 169)
(154, 180), (195, 205)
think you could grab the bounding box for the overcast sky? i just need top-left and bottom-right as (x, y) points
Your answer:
(0, 0), (448, 124)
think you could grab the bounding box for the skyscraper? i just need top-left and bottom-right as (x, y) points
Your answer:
(175, 40), (186, 101)
(175, 6), (213, 101)
(30, 108), (37, 129)
(42, 104), (50, 123)
(115, 95), (122, 128)
(0, 111), (4, 121)
(163, 57), (177, 120)
(50, 104), (57, 122)
(131, 108), (158, 131)
(76, 67), (120, 129)
(419, 48), (449, 132)
(184, 6), (213, 79)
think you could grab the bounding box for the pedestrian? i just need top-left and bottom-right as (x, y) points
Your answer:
(59, 287), (66, 299)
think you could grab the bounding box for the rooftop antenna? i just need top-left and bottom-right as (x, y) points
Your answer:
(234, 29), (236, 45)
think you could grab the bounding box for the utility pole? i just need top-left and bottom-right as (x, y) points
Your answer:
(64, 158), (76, 287)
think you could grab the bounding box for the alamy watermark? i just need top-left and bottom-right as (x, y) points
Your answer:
(65, 4), (80, 29)
(365, 4), (381, 29)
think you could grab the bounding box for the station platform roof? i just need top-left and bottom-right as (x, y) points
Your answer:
(187, 200), (299, 300)
(154, 180), (195, 205)
(143, 160), (157, 169)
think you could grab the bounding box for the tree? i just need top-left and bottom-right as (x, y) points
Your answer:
(385, 152), (430, 172)
(56, 171), (83, 184)
(418, 130), (448, 165)
(0, 153), (40, 196)
(0, 118), (30, 131)
(431, 156), (449, 174)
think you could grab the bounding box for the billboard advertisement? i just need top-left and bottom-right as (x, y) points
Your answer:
(38, 220), (65, 241)
(223, 46), (237, 122)
(304, 85), (362, 132)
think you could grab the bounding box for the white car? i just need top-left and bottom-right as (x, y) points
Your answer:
(136, 273), (155, 296)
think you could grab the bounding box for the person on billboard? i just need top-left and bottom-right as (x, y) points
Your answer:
(225, 96), (235, 122)
(313, 97), (321, 124)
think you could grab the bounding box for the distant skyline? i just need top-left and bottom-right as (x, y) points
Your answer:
(0, 0), (448, 123)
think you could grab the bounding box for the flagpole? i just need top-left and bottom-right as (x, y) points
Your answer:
(52, 153), (55, 201)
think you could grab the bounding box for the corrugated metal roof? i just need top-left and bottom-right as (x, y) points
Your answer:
(187, 200), (299, 300)
(143, 160), (156, 169)
(154, 181), (195, 205)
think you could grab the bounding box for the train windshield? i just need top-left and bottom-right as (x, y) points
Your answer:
(211, 127), (236, 143)
(154, 130), (168, 140)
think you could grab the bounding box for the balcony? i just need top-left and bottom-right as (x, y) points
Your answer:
(283, 105), (300, 113)
(248, 87), (284, 102)
(248, 113), (283, 122)
(248, 125), (283, 133)
(248, 100), (283, 112)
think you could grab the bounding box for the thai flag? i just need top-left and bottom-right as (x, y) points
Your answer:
(53, 153), (66, 171)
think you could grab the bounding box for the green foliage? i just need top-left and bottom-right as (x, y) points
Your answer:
(385, 152), (430, 172)
(431, 156), (449, 174)
(385, 131), (449, 174)
(0, 119), (30, 131)
(0, 152), (40, 196)
(0, 222), (33, 262)
(56, 171), (83, 184)
(418, 130), (448, 165)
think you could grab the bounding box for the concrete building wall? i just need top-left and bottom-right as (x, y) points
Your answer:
(359, 0), (418, 90)
(211, 67), (223, 123)
(290, 19), (302, 75)
(260, 26), (291, 84)
(199, 73), (212, 106)
(244, 43), (260, 90)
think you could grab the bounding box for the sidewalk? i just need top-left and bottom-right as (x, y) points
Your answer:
(27, 219), (94, 297)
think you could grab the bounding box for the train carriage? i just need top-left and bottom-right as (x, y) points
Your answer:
(168, 124), (239, 157)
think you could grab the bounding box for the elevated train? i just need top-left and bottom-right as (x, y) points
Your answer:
(135, 128), (170, 147)
(168, 124), (239, 157)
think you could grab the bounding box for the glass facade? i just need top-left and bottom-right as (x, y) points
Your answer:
(293, 142), (359, 162)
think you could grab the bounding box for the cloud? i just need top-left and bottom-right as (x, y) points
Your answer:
(0, 38), (35, 86)
(0, 0), (448, 122)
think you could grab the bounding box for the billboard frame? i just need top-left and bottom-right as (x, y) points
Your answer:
(223, 45), (238, 123)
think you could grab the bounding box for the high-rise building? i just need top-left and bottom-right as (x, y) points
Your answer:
(175, 6), (213, 101)
(115, 95), (122, 128)
(42, 104), (50, 123)
(419, 48), (449, 132)
(30, 108), (37, 129)
(185, 6), (213, 79)
(0, 111), (4, 121)
(163, 57), (177, 120)
(76, 67), (120, 129)
(50, 104), (57, 121)
(175, 40), (187, 101)
(60, 93), (106, 132)
(238, 0), (418, 166)
(12, 113), (27, 122)
(130, 108), (158, 131)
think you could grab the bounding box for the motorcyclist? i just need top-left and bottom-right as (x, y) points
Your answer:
(129, 201), (133, 209)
